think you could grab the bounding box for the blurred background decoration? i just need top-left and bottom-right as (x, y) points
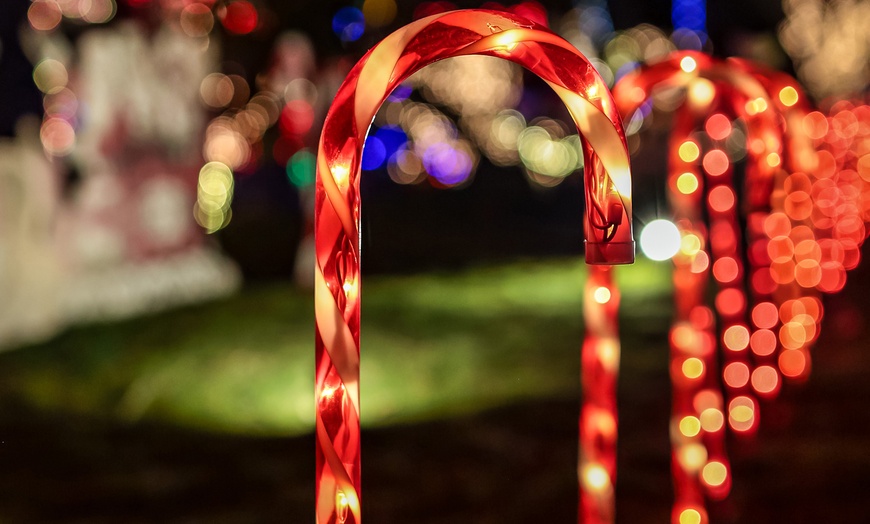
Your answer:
(1, 0), (869, 522)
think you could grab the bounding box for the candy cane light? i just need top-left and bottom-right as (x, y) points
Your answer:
(613, 51), (837, 524)
(314, 9), (634, 523)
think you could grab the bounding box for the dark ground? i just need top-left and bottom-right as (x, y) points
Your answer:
(1, 261), (869, 524)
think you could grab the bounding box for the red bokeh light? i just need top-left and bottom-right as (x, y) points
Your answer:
(219, 0), (258, 35)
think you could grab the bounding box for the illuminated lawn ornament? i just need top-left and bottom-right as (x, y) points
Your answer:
(315, 9), (634, 523)
(613, 50), (868, 523)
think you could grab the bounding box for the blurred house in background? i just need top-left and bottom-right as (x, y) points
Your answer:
(0, 17), (240, 350)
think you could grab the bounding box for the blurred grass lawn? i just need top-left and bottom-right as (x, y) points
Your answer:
(0, 257), (672, 436)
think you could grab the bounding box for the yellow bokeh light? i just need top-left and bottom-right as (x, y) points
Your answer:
(766, 152), (781, 167)
(730, 405), (754, 423)
(678, 141), (700, 162)
(680, 233), (702, 256)
(779, 86), (799, 107)
(700, 408), (724, 432)
(33, 58), (68, 95)
(682, 357), (704, 379)
(582, 464), (611, 493)
(680, 56), (697, 73)
(679, 508), (702, 524)
(362, 0), (398, 28)
(745, 97), (769, 115)
(81, 0), (116, 24)
(679, 415), (702, 437)
(676, 172), (699, 194)
(596, 339), (620, 373)
(195, 161), (234, 233)
(593, 286), (612, 304)
(702, 461), (728, 487)
(677, 443), (708, 472)
(688, 78), (715, 108)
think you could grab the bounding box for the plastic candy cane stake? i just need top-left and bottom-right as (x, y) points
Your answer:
(314, 9), (634, 524)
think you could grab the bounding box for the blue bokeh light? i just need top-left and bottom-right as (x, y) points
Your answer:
(672, 0), (707, 46)
(387, 83), (413, 102)
(362, 135), (387, 171)
(423, 143), (473, 186)
(374, 126), (408, 158)
(332, 7), (365, 43)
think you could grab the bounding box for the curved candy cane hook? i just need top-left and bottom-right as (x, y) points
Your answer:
(315, 9), (635, 523)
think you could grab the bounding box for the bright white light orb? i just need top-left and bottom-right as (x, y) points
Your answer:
(640, 219), (681, 261)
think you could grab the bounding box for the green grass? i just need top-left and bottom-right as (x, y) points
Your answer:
(0, 257), (672, 436)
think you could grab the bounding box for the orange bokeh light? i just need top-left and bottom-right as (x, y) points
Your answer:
(751, 302), (779, 329)
(751, 365), (780, 395)
(723, 324), (750, 351)
(723, 362), (749, 388)
(702, 150), (730, 176)
(750, 329), (776, 356)
(709, 186), (735, 212)
(779, 349), (808, 378)
(715, 288), (745, 317)
(712, 257), (739, 283)
(802, 111), (828, 140)
(705, 114), (732, 140)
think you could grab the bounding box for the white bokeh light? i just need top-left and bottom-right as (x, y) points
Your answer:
(640, 219), (681, 261)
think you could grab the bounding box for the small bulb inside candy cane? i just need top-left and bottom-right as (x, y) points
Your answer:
(314, 9), (635, 523)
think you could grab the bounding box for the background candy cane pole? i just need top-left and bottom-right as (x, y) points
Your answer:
(579, 264), (620, 524)
(314, 10), (634, 523)
(614, 52), (800, 524)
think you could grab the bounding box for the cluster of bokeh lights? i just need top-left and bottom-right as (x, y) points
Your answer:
(622, 50), (870, 524)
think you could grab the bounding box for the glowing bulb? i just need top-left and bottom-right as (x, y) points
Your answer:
(332, 164), (350, 186)
(680, 56), (697, 73)
(679, 415), (702, 437)
(640, 219), (681, 261)
(679, 508), (702, 524)
(730, 405), (753, 423)
(676, 172), (699, 194)
(778, 86), (799, 107)
(336, 490), (349, 522)
(688, 78), (715, 107)
(682, 357), (704, 379)
(766, 152), (781, 167)
(700, 408), (724, 432)
(677, 443), (708, 472)
(701, 461), (728, 487)
(678, 141), (700, 162)
(680, 233), (702, 256)
(593, 286), (612, 304)
(582, 464), (611, 493)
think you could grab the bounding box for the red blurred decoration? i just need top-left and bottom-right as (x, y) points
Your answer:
(314, 9), (634, 523)
(614, 51), (870, 523)
(280, 100), (315, 136)
(219, 0), (258, 35)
